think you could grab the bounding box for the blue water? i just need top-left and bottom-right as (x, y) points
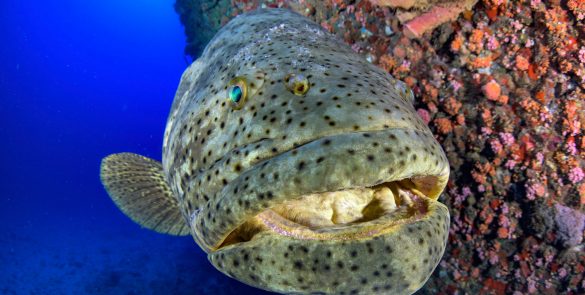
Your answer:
(1, 1), (271, 294)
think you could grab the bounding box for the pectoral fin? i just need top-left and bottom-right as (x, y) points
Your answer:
(100, 153), (189, 236)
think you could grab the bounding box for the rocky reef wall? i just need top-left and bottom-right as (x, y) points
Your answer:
(174, 0), (233, 57)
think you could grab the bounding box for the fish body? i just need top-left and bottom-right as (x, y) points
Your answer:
(101, 8), (450, 295)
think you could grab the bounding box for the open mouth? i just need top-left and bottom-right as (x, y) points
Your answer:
(193, 128), (450, 253)
(215, 178), (433, 250)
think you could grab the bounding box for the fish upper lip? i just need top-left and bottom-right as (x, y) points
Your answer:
(228, 128), (416, 175)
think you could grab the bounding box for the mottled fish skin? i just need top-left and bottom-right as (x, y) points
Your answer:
(163, 8), (450, 295)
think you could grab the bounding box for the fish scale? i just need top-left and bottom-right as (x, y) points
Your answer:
(101, 8), (450, 295)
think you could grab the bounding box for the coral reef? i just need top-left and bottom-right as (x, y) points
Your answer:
(174, 0), (585, 293)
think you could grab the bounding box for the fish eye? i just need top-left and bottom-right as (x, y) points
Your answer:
(228, 77), (248, 109)
(284, 73), (309, 96)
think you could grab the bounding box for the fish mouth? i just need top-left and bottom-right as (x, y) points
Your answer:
(217, 179), (434, 250)
(202, 128), (450, 294)
(193, 128), (449, 253)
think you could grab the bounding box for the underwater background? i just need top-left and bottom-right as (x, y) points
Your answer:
(3, 0), (585, 294)
(0, 0), (270, 294)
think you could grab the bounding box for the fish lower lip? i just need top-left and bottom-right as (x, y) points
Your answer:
(215, 180), (430, 250)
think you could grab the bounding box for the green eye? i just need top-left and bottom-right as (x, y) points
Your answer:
(229, 85), (242, 102)
(285, 73), (309, 96)
(228, 77), (248, 109)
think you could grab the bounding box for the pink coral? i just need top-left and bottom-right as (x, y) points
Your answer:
(478, 184), (485, 192)
(451, 186), (472, 205)
(487, 35), (500, 50)
(417, 108), (431, 125)
(488, 250), (499, 264)
(578, 46), (585, 64)
(568, 167), (584, 183)
(490, 138), (503, 154)
(568, 0), (585, 20)
(450, 79), (463, 92)
(525, 182), (546, 200)
(499, 132), (515, 146)
(505, 160), (517, 169)
(566, 140), (577, 155)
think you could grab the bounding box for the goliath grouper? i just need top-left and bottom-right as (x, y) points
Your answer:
(101, 8), (450, 295)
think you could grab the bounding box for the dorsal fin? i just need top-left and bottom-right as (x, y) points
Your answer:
(100, 153), (190, 236)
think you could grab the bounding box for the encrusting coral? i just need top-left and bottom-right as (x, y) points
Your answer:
(370, 0), (480, 38)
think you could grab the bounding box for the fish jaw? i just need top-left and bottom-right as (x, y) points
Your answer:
(208, 198), (449, 295)
(188, 128), (449, 294)
(191, 128), (449, 251)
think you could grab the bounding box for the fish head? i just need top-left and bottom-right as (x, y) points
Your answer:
(164, 9), (450, 295)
